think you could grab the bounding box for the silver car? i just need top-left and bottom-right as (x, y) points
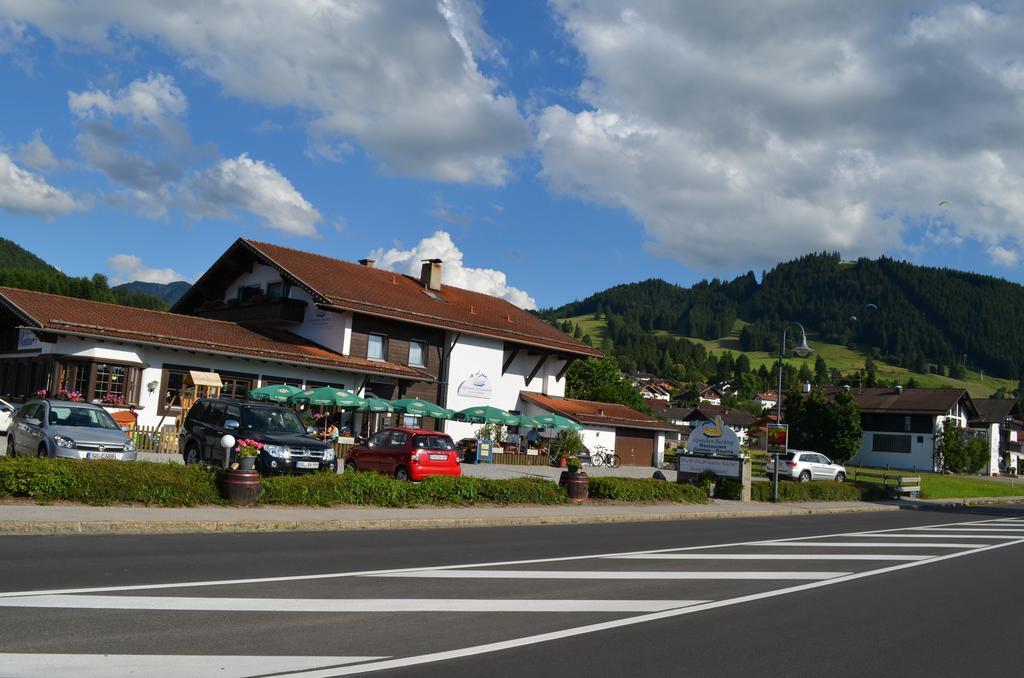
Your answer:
(765, 450), (846, 482)
(6, 399), (137, 461)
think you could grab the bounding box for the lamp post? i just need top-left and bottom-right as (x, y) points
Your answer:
(773, 322), (813, 503)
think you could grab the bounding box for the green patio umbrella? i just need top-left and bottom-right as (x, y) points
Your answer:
(389, 398), (454, 419)
(504, 413), (541, 428)
(248, 384), (303, 403)
(532, 412), (583, 431)
(289, 387), (366, 408)
(357, 397), (394, 413)
(455, 405), (511, 424)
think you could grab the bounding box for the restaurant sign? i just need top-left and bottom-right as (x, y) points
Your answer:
(767, 423), (789, 454)
(457, 371), (492, 399)
(686, 416), (741, 456)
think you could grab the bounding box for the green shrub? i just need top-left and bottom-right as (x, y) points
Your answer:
(751, 480), (874, 502)
(587, 477), (709, 503)
(714, 477), (744, 501)
(0, 457), (221, 506)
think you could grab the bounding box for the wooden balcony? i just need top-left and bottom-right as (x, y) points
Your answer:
(193, 297), (307, 327)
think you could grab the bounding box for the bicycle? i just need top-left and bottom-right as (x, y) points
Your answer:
(587, 445), (621, 469)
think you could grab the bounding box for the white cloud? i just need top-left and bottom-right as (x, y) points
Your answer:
(0, 152), (83, 217)
(69, 73), (187, 127)
(369, 230), (537, 309)
(6, 0), (530, 185)
(186, 154), (322, 236)
(988, 245), (1019, 268)
(16, 131), (61, 171)
(537, 1), (1024, 271)
(106, 253), (187, 285)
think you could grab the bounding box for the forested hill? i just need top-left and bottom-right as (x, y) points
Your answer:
(0, 238), (169, 310)
(112, 280), (191, 306)
(542, 252), (1024, 381)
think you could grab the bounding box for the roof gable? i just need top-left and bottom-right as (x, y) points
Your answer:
(521, 392), (673, 431)
(174, 238), (601, 358)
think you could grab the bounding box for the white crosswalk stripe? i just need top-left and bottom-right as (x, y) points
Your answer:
(3, 516), (1022, 678)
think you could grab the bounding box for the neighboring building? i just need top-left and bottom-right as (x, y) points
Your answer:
(630, 373), (674, 401)
(698, 384), (725, 406)
(754, 392), (778, 411)
(816, 386), (978, 472)
(677, 404), (756, 447)
(0, 238), (600, 434)
(520, 392), (674, 467)
(969, 399), (1023, 475)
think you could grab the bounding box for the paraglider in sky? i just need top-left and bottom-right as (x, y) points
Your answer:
(938, 200), (952, 207)
(865, 303), (878, 311)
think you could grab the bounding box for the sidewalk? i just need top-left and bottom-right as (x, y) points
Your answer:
(0, 499), (898, 536)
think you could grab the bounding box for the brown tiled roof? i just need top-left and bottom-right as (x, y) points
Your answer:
(681, 405), (756, 428)
(816, 386), (976, 417)
(176, 238), (601, 357)
(0, 287), (428, 380)
(520, 392), (675, 432)
(970, 399), (1022, 425)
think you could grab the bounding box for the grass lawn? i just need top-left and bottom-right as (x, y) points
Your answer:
(848, 465), (1024, 499)
(561, 313), (1013, 398)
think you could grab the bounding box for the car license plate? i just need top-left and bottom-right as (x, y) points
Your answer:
(428, 453), (447, 461)
(87, 452), (117, 460)
(295, 461), (319, 469)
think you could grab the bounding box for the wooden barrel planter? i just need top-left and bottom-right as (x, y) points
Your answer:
(559, 470), (589, 502)
(221, 469), (263, 506)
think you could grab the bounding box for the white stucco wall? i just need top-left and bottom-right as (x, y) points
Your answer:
(225, 263), (282, 300)
(48, 336), (358, 429)
(580, 425), (616, 455)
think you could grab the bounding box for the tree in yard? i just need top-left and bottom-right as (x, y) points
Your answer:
(814, 355), (829, 385)
(566, 358), (649, 412)
(798, 363), (812, 385)
(572, 323), (583, 339)
(936, 418), (988, 474)
(864, 355), (878, 387)
(784, 389), (862, 463)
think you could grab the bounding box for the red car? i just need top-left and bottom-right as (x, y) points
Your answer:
(344, 428), (461, 481)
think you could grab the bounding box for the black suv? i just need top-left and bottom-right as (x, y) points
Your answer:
(178, 398), (336, 474)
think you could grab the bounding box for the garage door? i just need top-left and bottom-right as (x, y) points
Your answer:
(614, 428), (655, 466)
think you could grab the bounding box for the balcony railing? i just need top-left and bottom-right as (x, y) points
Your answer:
(193, 297), (307, 327)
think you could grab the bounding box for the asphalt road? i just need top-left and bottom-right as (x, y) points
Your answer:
(1, 506), (1022, 677)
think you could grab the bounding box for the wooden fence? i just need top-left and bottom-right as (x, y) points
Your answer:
(129, 425), (180, 454)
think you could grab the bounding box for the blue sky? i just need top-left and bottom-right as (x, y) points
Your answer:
(2, 1), (1024, 310)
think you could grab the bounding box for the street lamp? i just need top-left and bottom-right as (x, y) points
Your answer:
(773, 322), (813, 503)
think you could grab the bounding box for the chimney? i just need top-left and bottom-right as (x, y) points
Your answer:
(358, 258), (375, 268)
(420, 258), (443, 291)
(895, 384), (903, 395)
(597, 408), (605, 416)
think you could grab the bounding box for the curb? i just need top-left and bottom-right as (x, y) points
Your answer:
(900, 495), (1024, 508)
(0, 504), (900, 536)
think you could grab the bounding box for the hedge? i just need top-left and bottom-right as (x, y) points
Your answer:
(0, 456), (222, 506)
(587, 477), (709, 503)
(750, 480), (876, 502)
(259, 473), (568, 507)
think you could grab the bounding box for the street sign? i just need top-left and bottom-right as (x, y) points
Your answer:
(767, 423), (788, 454)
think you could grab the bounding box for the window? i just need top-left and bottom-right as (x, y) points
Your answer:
(408, 340), (426, 367)
(220, 375), (254, 399)
(412, 435), (454, 451)
(389, 431), (409, 447)
(904, 416), (912, 433)
(368, 334), (386, 361)
(266, 281), (284, 299)
(873, 434), (911, 454)
(238, 285), (262, 302)
(93, 364), (127, 403)
(159, 365), (193, 415)
(402, 414), (422, 428)
(186, 399), (208, 424)
(368, 431), (390, 448)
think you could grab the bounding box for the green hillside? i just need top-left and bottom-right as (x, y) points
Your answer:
(545, 252), (1024, 393)
(0, 238), (169, 310)
(113, 280), (191, 306)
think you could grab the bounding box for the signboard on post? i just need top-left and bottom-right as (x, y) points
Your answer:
(767, 423), (788, 454)
(687, 416), (741, 456)
(475, 440), (494, 464)
(677, 455), (741, 478)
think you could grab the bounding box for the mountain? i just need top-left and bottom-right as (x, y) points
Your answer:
(542, 252), (1024, 391)
(113, 280), (191, 306)
(0, 238), (169, 311)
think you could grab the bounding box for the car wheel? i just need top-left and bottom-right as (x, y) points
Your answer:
(37, 444), (49, 459)
(344, 460), (357, 473)
(183, 443), (200, 465)
(798, 470), (811, 482)
(6, 436), (15, 457)
(395, 466), (410, 481)
(835, 472), (846, 483)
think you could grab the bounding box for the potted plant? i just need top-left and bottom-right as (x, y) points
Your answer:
(234, 438), (262, 471)
(554, 430), (588, 500)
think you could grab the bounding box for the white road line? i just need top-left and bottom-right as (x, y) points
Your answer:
(370, 570), (849, 580)
(846, 533), (1021, 539)
(0, 595), (708, 614)
(608, 553), (930, 561)
(0, 654), (386, 678)
(908, 526), (1024, 531)
(0, 517), (1000, 600)
(756, 541), (985, 548)
(273, 537), (1024, 677)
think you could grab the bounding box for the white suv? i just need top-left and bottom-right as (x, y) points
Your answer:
(765, 450), (846, 482)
